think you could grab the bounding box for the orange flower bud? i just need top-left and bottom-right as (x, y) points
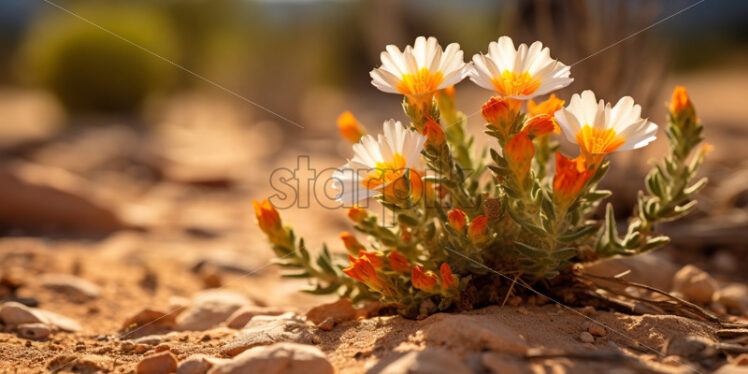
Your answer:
(252, 199), (288, 246)
(504, 132), (535, 185)
(669, 86), (692, 115)
(346, 206), (368, 223)
(340, 232), (365, 255)
(388, 251), (410, 273)
(553, 152), (594, 206)
(411, 265), (438, 292)
(253, 199), (281, 233)
(522, 114), (555, 137)
(468, 215), (489, 244)
(447, 208), (467, 232)
(337, 111), (366, 143)
(481, 96), (512, 124)
(528, 94), (564, 133)
(358, 250), (385, 269)
(343, 255), (387, 291)
(422, 118), (445, 146)
(440, 263), (456, 289)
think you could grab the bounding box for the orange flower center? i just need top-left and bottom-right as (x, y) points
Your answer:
(575, 125), (625, 154)
(396, 68), (444, 97)
(362, 153), (408, 189)
(491, 71), (542, 97)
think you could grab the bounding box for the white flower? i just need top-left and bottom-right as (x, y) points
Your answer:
(333, 120), (426, 204)
(555, 90), (658, 154)
(470, 36), (572, 99)
(370, 36), (470, 99)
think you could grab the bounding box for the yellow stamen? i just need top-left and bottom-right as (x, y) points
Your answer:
(575, 125), (625, 154)
(491, 71), (542, 97)
(396, 68), (444, 97)
(362, 153), (408, 189)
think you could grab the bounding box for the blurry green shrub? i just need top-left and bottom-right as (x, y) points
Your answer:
(22, 4), (179, 114)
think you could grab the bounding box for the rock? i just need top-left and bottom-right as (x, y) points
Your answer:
(40, 273), (101, 300)
(306, 299), (356, 325)
(36, 309), (82, 332)
(588, 325), (606, 337)
(137, 351), (178, 374)
(221, 313), (316, 356)
(368, 348), (472, 374)
(480, 352), (525, 374)
(135, 344), (151, 354)
(225, 306), (284, 329)
(420, 313), (528, 354)
(580, 331), (594, 343)
(176, 291), (249, 331)
(714, 364), (748, 374)
(672, 265), (718, 304)
(134, 335), (163, 346)
(713, 284), (748, 316)
(177, 355), (225, 374)
(209, 343), (333, 374)
(0, 301), (80, 331)
(730, 353), (748, 366)
(0, 301), (43, 326)
(317, 317), (335, 331)
(0, 163), (125, 236)
(17, 323), (50, 340)
(122, 308), (176, 335)
(583, 253), (677, 290)
(47, 354), (111, 372)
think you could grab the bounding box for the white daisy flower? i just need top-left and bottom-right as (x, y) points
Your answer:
(370, 36), (470, 101)
(333, 120), (426, 204)
(555, 90), (658, 155)
(470, 36), (573, 99)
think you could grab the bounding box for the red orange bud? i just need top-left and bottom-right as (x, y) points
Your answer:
(481, 96), (512, 124)
(358, 250), (385, 269)
(340, 232), (365, 255)
(522, 114), (555, 137)
(411, 265), (438, 292)
(343, 255), (387, 291)
(440, 263), (456, 289)
(553, 152), (594, 206)
(252, 200), (288, 247)
(388, 251), (410, 273)
(504, 132), (535, 185)
(346, 206), (368, 223)
(669, 86), (692, 115)
(422, 118), (445, 146)
(468, 215), (489, 244)
(337, 111), (366, 143)
(528, 94), (564, 133)
(447, 208), (467, 232)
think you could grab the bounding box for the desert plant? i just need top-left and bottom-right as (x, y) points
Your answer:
(22, 3), (178, 114)
(254, 36), (706, 318)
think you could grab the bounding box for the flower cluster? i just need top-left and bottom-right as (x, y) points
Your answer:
(254, 36), (707, 317)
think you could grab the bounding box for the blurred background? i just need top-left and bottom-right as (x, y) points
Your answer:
(0, 0), (747, 287)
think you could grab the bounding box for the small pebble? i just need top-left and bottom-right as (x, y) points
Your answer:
(580, 331), (595, 343)
(17, 323), (50, 341)
(120, 341), (135, 353)
(580, 306), (596, 316)
(507, 296), (522, 307)
(155, 344), (170, 352)
(136, 351), (177, 374)
(516, 307), (528, 315)
(134, 344), (150, 354)
(588, 325), (606, 337)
